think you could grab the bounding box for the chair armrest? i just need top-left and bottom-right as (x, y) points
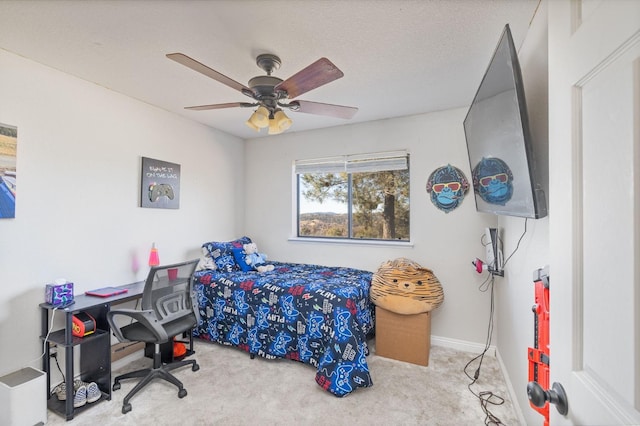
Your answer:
(107, 308), (169, 342)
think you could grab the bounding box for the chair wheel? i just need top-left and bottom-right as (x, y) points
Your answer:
(192, 363), (200, 372)
(178, 388), (187, 398)
(113, 382), (121, 391)
(122, 403), (132, 414)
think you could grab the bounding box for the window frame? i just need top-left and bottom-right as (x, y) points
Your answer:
(293, 151), (411, 244)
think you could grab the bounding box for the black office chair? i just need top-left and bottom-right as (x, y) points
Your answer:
(107, 259), (200, 414)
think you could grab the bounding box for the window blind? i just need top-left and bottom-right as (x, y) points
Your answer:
(293, 156), (345, 174)
(345, 151), (408, 173)
(294, 150), (408, 174)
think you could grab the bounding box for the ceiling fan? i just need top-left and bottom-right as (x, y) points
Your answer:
(166, 52), (358, 135)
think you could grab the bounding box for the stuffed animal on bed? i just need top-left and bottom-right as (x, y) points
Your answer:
(370, 258), (444, 314)
(233, 242), (274, 273)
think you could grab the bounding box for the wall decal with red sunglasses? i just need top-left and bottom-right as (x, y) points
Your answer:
(425, 164), (469, 213)
(471, 157), (514, 206)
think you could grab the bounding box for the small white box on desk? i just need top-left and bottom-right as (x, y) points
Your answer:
(0, 367), (47, 425)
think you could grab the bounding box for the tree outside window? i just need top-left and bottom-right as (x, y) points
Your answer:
(296, 151), (409, 241)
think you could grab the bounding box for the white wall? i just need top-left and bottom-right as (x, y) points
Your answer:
(0, 49), (245, 377)
(243, 110), (498, 345)
(495, 2), (550, 425)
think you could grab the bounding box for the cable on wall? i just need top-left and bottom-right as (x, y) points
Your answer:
(502, 217), (528, 268)
(463, 275), (506, 425)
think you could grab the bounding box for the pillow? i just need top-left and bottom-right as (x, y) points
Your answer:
(232, 247), (252, 272)
(196, 247), (217, 271)
(202, 236), (252, 272)
(212, 251), (236, 273)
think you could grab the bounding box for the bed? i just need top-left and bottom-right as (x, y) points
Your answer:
(191, 239), (375, 397)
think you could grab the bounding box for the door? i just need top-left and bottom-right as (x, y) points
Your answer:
(549, 0), (640, 424)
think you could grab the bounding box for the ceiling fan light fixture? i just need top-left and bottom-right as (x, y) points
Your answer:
(168, 53), (356, 134)
(274, 110), (292, 132)
(247, 105), (270, 129)
(245, 119), (260, 132)
(268, 117), (285, 135)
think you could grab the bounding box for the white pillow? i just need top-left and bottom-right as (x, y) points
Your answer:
(196, 246), (217, 271)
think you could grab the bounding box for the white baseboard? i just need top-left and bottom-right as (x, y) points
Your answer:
(431, 335), (526, 424)
(431, 334), (496, 356)
(495, 349), (527, 426)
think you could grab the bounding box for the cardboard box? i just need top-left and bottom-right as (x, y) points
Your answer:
(111, 341), (145, 362)
(375, 306), (431, 366)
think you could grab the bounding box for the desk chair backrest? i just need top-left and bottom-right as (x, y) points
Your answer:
(109, 258), (201, 414)
(142, 259), (200, 328)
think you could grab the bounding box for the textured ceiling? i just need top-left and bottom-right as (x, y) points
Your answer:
(0, 0), (540, 140)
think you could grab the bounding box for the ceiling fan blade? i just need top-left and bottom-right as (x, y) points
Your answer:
(185, 102), (255, 111)
(289, 100), (358, 119)
(167, 53), (251, 95)
(275, 58), (344, 99)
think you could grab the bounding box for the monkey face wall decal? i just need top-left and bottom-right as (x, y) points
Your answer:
(426, 164), (469, 213)
(472, 157), (514, 206)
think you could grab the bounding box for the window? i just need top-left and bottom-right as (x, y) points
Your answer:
(295, 151), (410, 241)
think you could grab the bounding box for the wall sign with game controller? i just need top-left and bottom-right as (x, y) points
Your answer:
(140, 157), (180, 209)
(148, 183), (175, 202)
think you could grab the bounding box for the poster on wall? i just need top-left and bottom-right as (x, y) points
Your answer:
(425, 164), (469, 214)
(0, 123), (17, 219)
(140, 157), (180, 209)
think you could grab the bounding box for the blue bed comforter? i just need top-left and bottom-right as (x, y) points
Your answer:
(193, 261), (374, 396)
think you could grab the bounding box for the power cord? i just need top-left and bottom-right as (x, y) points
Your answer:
(464, 275), (506, 425)
(501, 218), (528, 268)
(24, 307), (68, 394)
(464, 218), (527, 423)
(479, 218), (528, 275)
(52, 351), (65, 382)
(26, 306), (59, 367)
(478, 270), (494, 292)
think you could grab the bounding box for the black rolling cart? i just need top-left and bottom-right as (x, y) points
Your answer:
(39, 281), (145, 420)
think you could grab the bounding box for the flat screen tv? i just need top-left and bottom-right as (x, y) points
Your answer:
(463, 24), (547, 219)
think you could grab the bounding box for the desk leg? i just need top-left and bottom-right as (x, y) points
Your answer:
(41, 308), (50, 399)
(64, 312), (74, 420)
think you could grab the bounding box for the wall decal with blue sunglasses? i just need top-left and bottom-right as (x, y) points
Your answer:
(426, 164), (469, 213)
(471, 157), (514, 206)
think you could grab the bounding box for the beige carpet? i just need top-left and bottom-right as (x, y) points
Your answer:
(46, 339), (520, 425)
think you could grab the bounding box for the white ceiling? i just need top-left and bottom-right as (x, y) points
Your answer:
(0, 0), (540, 140)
